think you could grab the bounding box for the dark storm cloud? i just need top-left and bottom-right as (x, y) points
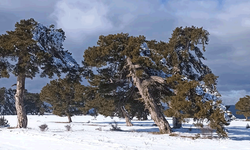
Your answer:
(1, 0), (250, 105)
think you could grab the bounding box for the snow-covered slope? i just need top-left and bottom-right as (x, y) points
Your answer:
(0, 115), (249, 150)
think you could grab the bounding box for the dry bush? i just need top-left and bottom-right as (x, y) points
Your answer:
(0, 116), (9, 127)
(169, 133), (179, 136)
(39, 124), (48, 131)
(110, 121), (122, 131)
(65, 125), (71, 131)
(95, 127), (102, 131)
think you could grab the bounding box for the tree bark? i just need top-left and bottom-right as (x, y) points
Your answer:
(121, 106), (133, 126)
(67, 114), (72, 123)
(15, 74), (28, 128)
(126, 57), (171, 134)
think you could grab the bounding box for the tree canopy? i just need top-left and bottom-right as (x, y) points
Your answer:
(82, 26), (229, 137)
(40, 78), (86, 122)
(0, 18), (79, 128)
(235, 95), (250, 120)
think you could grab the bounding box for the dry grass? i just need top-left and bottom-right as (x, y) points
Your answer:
(7, 127), (17, 129)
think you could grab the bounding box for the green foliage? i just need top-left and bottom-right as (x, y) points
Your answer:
(0, 18), (40, 78)
(40, 78), (86, 121)
(24, 90), (48, 115)
(235, 95), (250, 120)
(163, 74), (228, 137)
(208, 104), (229, 138)
(82, 26), (227, 136)
(0, 17), (79, 80)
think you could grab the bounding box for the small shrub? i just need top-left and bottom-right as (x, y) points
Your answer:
(65, 125), (71, 131)
(0, 116), (10, 127)
(110, 121), (122, 131)
(95, 127), (102, 131)
(39, 124), (48, 131)
(195, 133), (201, 139)
(246, 123), (250, 129)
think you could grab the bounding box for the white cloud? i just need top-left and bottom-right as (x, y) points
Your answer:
(220, 90), (250, 105)
(50, 0), (113, 42)
(50, 0), (169, 43)
(0, 0), (57, 10)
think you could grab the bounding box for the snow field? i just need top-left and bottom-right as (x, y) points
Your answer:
(0, 115), (250, 150)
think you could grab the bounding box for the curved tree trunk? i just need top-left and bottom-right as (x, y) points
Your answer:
(121, 106), (133, 126)
(126, 58), (171, 134)
(15, 74), (28, 128)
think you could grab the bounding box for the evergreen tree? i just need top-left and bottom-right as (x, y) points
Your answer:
(0, 18), (79, 128)
(83, 26), (228, 136)
(24, 90), (49, 115)
(40, 78), (85, 122)
(0, 87), (16, 115)
(159, 26), (228, 137)
(82, 33), (172, 133)
(235, 95), (250, 120)
(0, 87), (50, 115)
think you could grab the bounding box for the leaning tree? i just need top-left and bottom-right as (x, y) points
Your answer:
(0, 18), (79, 128)
(83, 26), (229, 136)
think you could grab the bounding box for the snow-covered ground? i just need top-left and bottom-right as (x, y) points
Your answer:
(0, 115), (250, 150)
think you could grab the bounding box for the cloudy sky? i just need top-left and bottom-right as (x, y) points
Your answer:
(1, 0), (250, 105)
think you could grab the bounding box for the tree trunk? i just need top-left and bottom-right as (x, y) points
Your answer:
(126, 58), (171, 134)
(67, 114), (72, 123)
(142, 113), (148, 120)
(173, 117), (182, 128)
(121, 106), (133, 126)
(15, 74), (28, 128)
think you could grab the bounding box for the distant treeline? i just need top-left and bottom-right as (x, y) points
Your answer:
(0, 87), (51, 115)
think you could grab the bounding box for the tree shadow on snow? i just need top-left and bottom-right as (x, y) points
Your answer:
(226, 126), (250, 141)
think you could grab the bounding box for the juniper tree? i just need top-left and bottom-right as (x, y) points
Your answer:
(235, 95), (250, 120)
(83, 26), (228, 136)
(83, 33), (174, 133)
(0, 18), (79, 128)
(40, 78), (85, 122)
(158, 26), (228, 137)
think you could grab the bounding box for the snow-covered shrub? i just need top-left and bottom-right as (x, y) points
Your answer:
(39, 124), (48, 131)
